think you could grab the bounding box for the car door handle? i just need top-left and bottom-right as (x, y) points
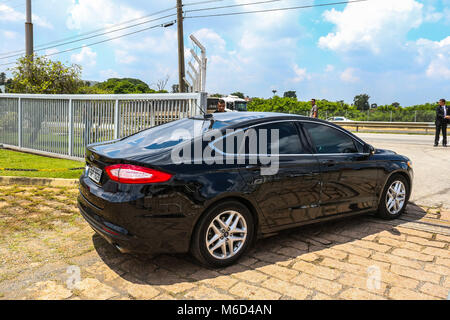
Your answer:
(320, 160), (336, 166)
(246, 164), (271, 169)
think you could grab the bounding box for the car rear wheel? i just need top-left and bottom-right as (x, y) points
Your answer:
(377, 174), (410, 220)
(191, 201), (254, 268)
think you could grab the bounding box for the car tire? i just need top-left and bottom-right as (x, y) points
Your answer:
(377, 174), (410, 220)
(191, 201), (254, 268)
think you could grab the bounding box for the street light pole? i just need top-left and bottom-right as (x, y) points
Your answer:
(176, 0), (186, 93)
(25, 0), (34, 60)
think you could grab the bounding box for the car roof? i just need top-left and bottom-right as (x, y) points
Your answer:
(199, 112), (366, 146)
(207, 112), (305, 123)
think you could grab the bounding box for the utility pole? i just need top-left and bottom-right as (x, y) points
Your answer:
(25, 0), (34, 60)
(176, 0), (185, 93)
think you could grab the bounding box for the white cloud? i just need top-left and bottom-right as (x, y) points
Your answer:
(115, 49), (137, 64)
(100, 69), (120, 79)
(2, 30), (17, 39)
(45, 48), (59, 56)
(325, 64), (335, 72)
(0, 4), (53, 28)
(71, 46), (97, 67)
(340, 68), (359, 83)
(292, 65), (311, 82)
(66, 0), (143, 30)
(192, 28), (226, 51)
(319, 0), (423, 53)
(415, 36), (450, 79)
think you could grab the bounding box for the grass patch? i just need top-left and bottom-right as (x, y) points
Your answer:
(0, 149), (84, 179)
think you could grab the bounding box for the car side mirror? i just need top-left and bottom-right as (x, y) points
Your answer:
(364, 144), (375, 155)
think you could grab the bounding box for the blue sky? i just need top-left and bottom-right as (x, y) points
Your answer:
(0, 0), (449, 106)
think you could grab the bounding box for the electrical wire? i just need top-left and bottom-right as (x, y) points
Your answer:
(185, 0), (292, 13)
(185, 0), (370, 19)
(0, 5), (176, 57)
(0, 13), (177, 60)
(0, 19), (177, 67)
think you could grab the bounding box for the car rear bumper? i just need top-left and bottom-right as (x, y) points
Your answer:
(77, 188), (192, 255)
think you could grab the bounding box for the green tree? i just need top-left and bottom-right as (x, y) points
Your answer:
(93, 78), (167, 94)
(231, 92), (245, 99)
(210, 93), (223, 98)
(9, 55), (83, 94)
(354, 94), (370, 111)
(0, 72), (6, 85)
(283, 91), (297, 99)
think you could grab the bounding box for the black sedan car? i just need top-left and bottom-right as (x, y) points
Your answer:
(78, 112), (413, 267)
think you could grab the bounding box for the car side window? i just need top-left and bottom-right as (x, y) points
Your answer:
(254, 122), (304, 155)
(212, 122), (304, 155)
(302, 122), (358, 154)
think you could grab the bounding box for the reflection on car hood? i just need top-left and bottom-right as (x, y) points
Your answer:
(375, 148), (397, 155)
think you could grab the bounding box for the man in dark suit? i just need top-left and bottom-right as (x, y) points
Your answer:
(435, 99), (449, 147)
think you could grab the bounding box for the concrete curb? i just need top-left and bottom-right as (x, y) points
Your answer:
(0, 176), (79, 187)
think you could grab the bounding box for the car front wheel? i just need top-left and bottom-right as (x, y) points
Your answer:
(377, 174), (410, 220)
(191, 201), (254, 267)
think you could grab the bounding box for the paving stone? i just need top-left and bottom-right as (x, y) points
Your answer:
(419, 282), (450, 299)
(185, 286), (234, 300)
(126, 283), (160, 299)
(292, 261), (341, 280)
(74, 278), (119, 300)
(390, 265), (441, 284)
(389, 287), (436, 300)
(27, 281), (73, 300)
(229, 282), (281, 300)
(292, 273), (342, 296)
(261, 277), (311, 300)
(391, 248), (434, 262)
(339, 288), (386, 300)
(253, 264), (299, 281)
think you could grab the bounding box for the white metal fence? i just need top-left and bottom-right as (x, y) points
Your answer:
(0, 93), (206, 160)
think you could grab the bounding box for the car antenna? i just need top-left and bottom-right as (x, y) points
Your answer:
(195, 101), (213, 119)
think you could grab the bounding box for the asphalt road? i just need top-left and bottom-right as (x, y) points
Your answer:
(355, 133), (450, 209)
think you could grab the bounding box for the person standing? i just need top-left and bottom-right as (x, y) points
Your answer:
(310, 99), (318, 118)
(434, 99), (450, 147)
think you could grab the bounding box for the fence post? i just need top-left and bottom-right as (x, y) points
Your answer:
(114, 99), (119, 139)
(415, 111), (417, 122)
(199, 92), (207, 116)
(68, 99), (74, 156)
(18, 97), (22, 148)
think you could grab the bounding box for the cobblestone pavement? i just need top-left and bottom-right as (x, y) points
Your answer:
(0, 184), (449, 300)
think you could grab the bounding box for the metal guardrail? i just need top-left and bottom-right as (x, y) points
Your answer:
(332, 121), (435, 134)
(0, 93), (207, 160)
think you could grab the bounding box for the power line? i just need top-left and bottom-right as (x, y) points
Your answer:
(0, 13), (177, 60)
(185, 0), (292, 13)
(0, 6), (176, 57)
(183, 0), (226, 7)
(185, 0), (370, 18)
(0, 19), (177, 67)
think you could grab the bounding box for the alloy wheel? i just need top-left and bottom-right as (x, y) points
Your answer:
(385, 180), (406, 215)
(205, 210), (248, 260)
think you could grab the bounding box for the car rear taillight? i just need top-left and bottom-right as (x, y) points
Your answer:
(105, 164), (172, 184)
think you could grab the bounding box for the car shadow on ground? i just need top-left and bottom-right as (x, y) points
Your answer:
(92, 203), (428, 286)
